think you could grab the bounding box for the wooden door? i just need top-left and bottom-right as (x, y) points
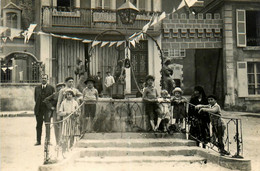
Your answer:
(130, 40), (148, 92)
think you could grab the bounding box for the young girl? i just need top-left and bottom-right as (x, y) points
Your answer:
(155, 90), (171, 132)
(59, 90), (80, 147)
(171, 87), (187, 131)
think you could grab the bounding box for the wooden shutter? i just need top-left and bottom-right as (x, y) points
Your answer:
(236, 9), (246, 47)
(237, 62), (248, 97)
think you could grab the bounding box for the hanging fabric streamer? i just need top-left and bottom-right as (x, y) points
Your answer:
(116, 41), (124, 47)
(92, 40), (101, 47)
(9, 28), (22, 41)
(0, 26), (8, 34)
(100, 41), (109, 47)
(109, 41), (117, 47)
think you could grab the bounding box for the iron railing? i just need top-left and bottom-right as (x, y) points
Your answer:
(43, 99), (145, 164)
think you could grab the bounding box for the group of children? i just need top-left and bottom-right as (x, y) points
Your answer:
(142, 75), (228, 155)
(142, 75), (187, 133)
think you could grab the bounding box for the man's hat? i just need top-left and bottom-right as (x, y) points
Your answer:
(56, 82), (65, 87)
(145, 75), (155, 82)
(172, 87), (183, 94)
(65, 77), (74, 82)
(84, 77), (95, 84)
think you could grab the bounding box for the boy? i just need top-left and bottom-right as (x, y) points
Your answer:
(155, 90), (171, 132)
(197, 95), (229, 155)
(104, 71), (115, 97)
(82, 77), (99, 132)
(142, 75), (159, 131)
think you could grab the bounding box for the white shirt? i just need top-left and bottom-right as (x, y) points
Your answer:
(105, 75), (115, 87)
(59, 99), (79, 116)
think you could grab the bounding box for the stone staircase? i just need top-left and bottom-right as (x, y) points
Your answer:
(39, 132), (251, 171)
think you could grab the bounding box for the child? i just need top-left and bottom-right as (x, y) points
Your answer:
(197, 95), (229, 155)
(171, 87), (187, 132)
(155, 90), (171, 132)
(104, 71), (115, 97)
(58, 90), (80, 147)
(142, 75), (159, 131)
(82, 77), (98, 132)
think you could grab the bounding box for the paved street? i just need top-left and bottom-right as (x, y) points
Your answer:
(0, 112), (260, 171)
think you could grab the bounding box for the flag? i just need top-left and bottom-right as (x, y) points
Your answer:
(142, 15), (154, 33)
(176, 0), (186, 10)
(50, 33), (62, 38)
(100, 41), (109, 47)
(61, 35), (70, 39)
(130, 40), (135, 48)
(172, 8), (176, 13)
(37, 31), (48, 35)
(2, 37), (7, 43)
(158, 12), (166, 22)
(129, 32), (137, 39)
(92, 40), (101, 47)
(71, 37), (83, 41)
(82, 39), (92, 43)
(0, 26), (8, 34)
(150, 15), (158, 27)
(116, 41), (124, 47)
(9, 28), (22, 41)
(109, 41), (117, 47)
(25, 24), (37, 43)
(185, 0), (198, 7)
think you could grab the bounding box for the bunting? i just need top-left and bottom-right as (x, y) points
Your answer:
(158, 12), (166, 22)
(0, 26), (8, 34)
(150, 15), (158, 27)
(116, 41), (124, 47)
(92, 40), (101, 47)
(109, 41), (117, 47)
(82, 39), (92, 43)
(9, 28), (22, 41)
(100, 41), (109, 47)
(130, 40), (136, 47)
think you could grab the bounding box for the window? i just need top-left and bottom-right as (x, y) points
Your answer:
(6, 12), (18, 28)
(96, 0), (110, 9)
(57, 0), (74, 11)
(246, 11), (260, 46)
(247, 62), (260, 95)
(236, 10), (260, 47)
(164, 49), (186, 58)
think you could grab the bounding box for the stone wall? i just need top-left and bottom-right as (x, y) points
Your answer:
(162, 12), (223, 50)
(0, 83), (38, 111)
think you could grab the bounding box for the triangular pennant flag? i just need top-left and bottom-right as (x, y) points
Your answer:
(150, 15), (159, 27)
(109, 41), (117, 47)
(130, 40), (135, 48)
(158, 12), (166, 22)
(135, 34), (142, 44)
(177, 0), (186, 10)
(186, 0), (197, 7)
(100, 41), (109, 47)
(9, 28), (22, 41)
(61, 35), (70, 39)
(116, 41), (124, 47)
(129, 32), (137, 39)
(2, 37), (7, 43)
(172, 7), (176, 13)
(22, 31), (29, 43)
(37, 31), (48, 35)
(92, 40), (101, 47)
(142, 22), (150, 33)
(25, 24), (37, 43)
(82, 39), (92, 43)
(50, 33), (62, 38)
(0, 26), (8, 34)
(140, 33), (144, 40)
(71, 37), (83, 41)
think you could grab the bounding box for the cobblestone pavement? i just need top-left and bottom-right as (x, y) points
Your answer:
(0, 112), (260, 171)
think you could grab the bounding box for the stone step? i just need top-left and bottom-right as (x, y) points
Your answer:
(82, 132), (186, 139)
(75, 155), (207, 164)
(79, 146), (198, 157)
(76, 138), (196, 148)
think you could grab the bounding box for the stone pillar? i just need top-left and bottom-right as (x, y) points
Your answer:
(148, 36), (162, 93)
(75, 0), (80, 8)
(110, 0), (116, 10)
(223, 4), (235, 105)
(40, 34), (53, 84)
(125, 46), (131, 94)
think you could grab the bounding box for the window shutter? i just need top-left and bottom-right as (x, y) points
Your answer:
(236, 9), (246, 47)
(237, 62), (248, 97)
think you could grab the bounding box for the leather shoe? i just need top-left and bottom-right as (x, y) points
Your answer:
(34, 142), (41, 146)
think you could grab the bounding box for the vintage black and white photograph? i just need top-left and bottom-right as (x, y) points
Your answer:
(0, 0), (260, 170)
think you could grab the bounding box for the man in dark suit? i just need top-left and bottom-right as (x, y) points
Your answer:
(34, 74), (55, 146)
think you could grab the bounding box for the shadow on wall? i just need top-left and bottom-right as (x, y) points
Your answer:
(0, 84), (36, 111)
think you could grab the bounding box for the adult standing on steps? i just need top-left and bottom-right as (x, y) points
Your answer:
(43, 82), (65, 145)
(34, 74), (55, 146)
